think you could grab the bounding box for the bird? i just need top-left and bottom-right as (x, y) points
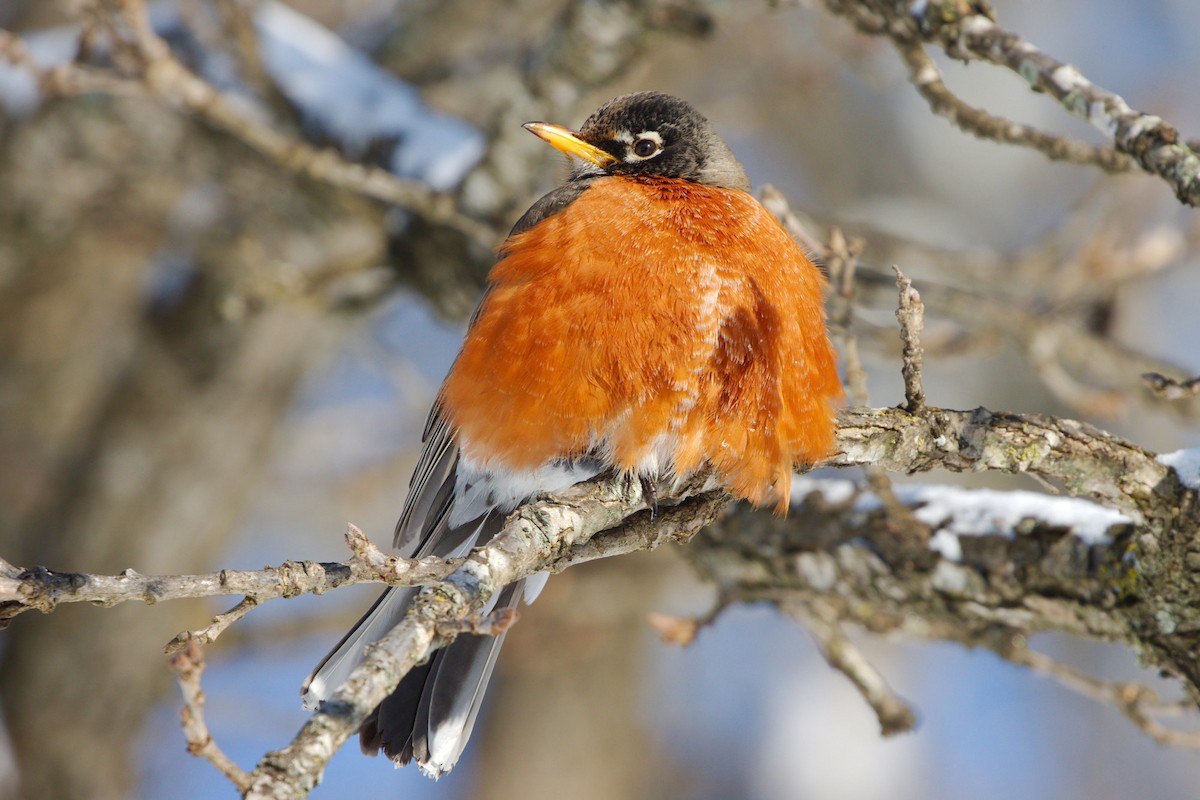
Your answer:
(301, 91), (843, 778)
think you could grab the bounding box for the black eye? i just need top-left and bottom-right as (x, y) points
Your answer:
(633, 137), (660, 158)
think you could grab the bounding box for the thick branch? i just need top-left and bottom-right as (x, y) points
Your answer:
(687, 471), (1200, 743)
(4, 406), (1190, 622)
(4, 403), (1199, 796)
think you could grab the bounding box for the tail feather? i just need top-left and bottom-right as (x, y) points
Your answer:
(400, 583), (523, 777)
(301, 586), (415, 710)
(303, 402), (605, 777)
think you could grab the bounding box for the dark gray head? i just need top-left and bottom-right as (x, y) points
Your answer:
(524, 92), (751, 192)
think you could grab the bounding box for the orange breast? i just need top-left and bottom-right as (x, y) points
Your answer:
(440, 176), (843, 510)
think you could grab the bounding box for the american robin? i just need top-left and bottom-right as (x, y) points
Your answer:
(302, 91), (843, 777)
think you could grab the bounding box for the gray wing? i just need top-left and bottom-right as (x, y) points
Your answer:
(301, 404), (485, 710)
(393, 403), (464, 554)
(302, 399), (600, 776)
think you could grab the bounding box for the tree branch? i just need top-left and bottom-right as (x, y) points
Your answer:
(243, 474), (716, 798)
(1004, 642), (1200, 749)
(822, 0), (1200, 205)
(785, 597), (917, 736)
(3, 399), (1197, 795)
(168, 642), (253, 791)
(833, 405), (1185, 524)
(6, 403), (1182, 620)
(890, 32), (1133, 173)
(686, 469), (1200, 748)
(892, 265), (925, 413)
(1144, 372), (1200, 401)
(0, 3), (494, 248)
(0, 525), (462, 631)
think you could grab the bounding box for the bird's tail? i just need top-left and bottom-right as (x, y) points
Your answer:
(301, 580), (525, 778)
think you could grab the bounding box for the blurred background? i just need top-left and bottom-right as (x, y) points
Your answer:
(2, 1), (1199, 798)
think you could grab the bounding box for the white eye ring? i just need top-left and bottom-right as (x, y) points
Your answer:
(626, 131), (664, 161)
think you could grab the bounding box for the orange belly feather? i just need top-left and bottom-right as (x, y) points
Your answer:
(440, 176), (843, 510)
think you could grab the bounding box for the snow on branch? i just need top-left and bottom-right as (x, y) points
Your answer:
(1, 393), (1195, 791)
(685, 471), (1200, 747)
(4, 400), (1199, 796)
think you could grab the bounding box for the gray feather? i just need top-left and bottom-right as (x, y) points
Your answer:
(302, 403), (603, 776)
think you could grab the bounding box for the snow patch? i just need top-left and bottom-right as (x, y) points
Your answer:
(789, 476), (1131, 563)
(1159, 448), (1200, 491)
(255, 1), (484, 190)
(0, 5), (485, 189)
(906, 485), (1127, 545)
(928, 530), (962, 562)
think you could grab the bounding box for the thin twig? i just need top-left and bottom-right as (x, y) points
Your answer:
(1007, 644), (1200, 748)
(825, 226), (870, 406)
(787, 599), (917, 736)
(765, 186), (935, 554)
(646, 593), (734, 647)
(168, 642), (253, 791)
(893, 265), (926, 413)
(1028, 325), (1127, 418)
(0, 531), (462, 626)
(822, 0), (1200, 206)
(167, 596), (261, 654)
(213, 0), (275, 94)
(892, 36), (1132, 173)
(1143, 372), (1200, 401)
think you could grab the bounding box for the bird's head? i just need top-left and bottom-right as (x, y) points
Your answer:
(523, 92), (751, 192)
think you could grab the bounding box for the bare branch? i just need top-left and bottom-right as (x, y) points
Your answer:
(785, 598), (917, 736)
(1143, 372), (1200, 401)
(1004, 642), (1200, 749)
(825, 227), (871, 406)
(892, 266), (926, 413)
(834, 406), (1182, 524)
(0, 525), (463, 628)
(0, 8), (493, 247)
(168, 642), (253, 791)
(3, 396), (1197, 795)
(822, 0), (1200, 205)
(243, 472), (710, 798)
(891, 34), (1133, 173)
(167, 596), (261, 654)
(686, 468), (1200, 753)
(846, 265), (1200, 421)
(1028, 326), (1128, 419)
(647, 592), (735, 647)
(4, 402), (1186, 618)
(176, 391), (1197, 797)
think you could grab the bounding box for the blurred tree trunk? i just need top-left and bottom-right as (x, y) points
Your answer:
(0, 96), (363, 799)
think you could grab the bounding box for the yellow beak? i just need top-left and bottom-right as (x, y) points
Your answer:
(523, 122), (618, 168)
